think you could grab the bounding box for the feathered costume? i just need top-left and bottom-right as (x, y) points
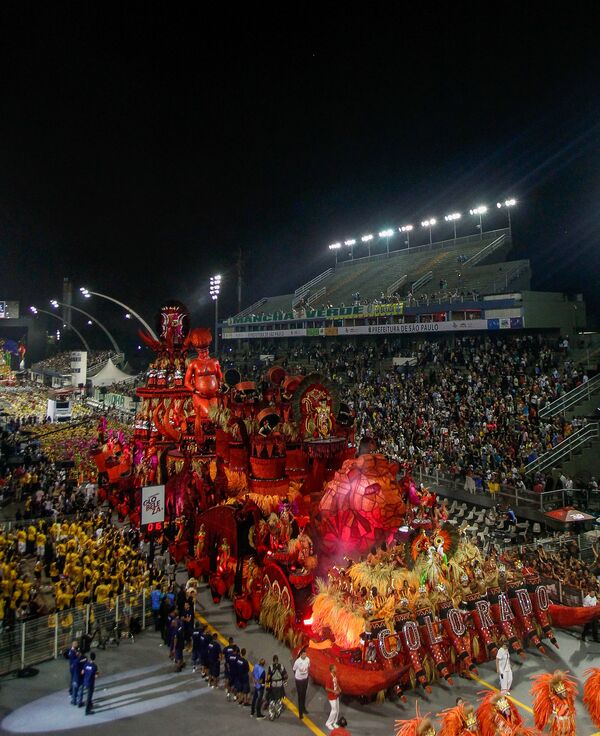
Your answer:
(437, 703), (480, 736)
(583, 667), (600, 729)
(395, 706), (437, 736)
(530, 670), (577, 736)
(477, 691), (522, 736)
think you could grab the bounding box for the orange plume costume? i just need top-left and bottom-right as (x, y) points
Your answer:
(583, 667), (600, 729)
(437, 703), (480, 736)
(395, 706), (437, 736)
(477, 691), (522, 736)
(530, 670), (577, 736)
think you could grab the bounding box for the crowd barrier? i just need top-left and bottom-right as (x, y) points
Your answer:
(0, 589), (150, 676)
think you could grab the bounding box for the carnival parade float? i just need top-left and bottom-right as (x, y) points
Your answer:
(90, 302), (600, 702)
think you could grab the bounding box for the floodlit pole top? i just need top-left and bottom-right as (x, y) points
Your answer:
(361, 234), (374, 242)
(328, 242), (342, 250)
(29, 306), (38, 314)
(344, 239), (356, 246)
(497, 198), (517, 208)
(469, 205), (488, 215)
(421, 218), (437, 227)
(444, 212), (461, 221)
(378, 229), (394, 238)
(400, 225), (413, 232)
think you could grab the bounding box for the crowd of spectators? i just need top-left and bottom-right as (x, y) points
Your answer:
(31, 350), (118, 375)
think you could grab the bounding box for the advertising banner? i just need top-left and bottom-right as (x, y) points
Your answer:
(141, 485), (165, 528)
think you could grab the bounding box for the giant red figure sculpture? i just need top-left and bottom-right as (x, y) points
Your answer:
(184, 327), (223, 441)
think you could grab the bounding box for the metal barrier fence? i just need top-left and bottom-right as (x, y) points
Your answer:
(0, 589), (150, 676)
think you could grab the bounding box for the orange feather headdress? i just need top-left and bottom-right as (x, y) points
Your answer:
(530, 670), (577, 731)
(477, 691), (522, 736)
(437, 703), (479, 736)
(584, 667), (600, 728)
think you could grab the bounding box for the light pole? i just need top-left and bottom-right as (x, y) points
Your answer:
(210, 274), (221, 356)
(379, 229), (394, 256)
(400, 224), (413, 249)
(50, 299), (122, 356)
(29, 306), (92, 353)
(78, 288), (158, 340)
(361, 234), (374, 257)
(469, 205), (488, 240)
(444, 212), (461, 241)
(421, 218), (437, 245)
(344, 239), (356, 260)
(496, 198), (517, 236)
(329, 242), (342, 265)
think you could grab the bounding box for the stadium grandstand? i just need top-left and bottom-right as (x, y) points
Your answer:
(223, 227), (585, 342)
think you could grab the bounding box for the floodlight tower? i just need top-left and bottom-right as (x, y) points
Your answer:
(469, 205), (488, 240)
(209, 274), (222, 356)
(379, 229), (395, 256)
(29, 306), (91, 353)
(421, 218), (437, 245)
(344, 239), (356, 260)
(361, 234), (374, 257)
(78, 288), (158, 340)
(328, 242), (342, 265)
(444, 212), (462, 241)
(400, 225), (413, 249)
(497, 198), (517, 236)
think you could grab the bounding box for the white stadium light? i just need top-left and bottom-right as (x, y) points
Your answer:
(444, 212), (461, 221)
(328, 242), (342, 250)
(469, 205), (487, 215)
(361, 234), (374, 242)
(421, 218), (437, 227)
(400, 225), (413, 232)
(344, 239), (356, 246)
(378, 229), (394, 238)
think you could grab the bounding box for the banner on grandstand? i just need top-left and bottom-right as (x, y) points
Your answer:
(141, 485), (165, 528)
(222, 317), (523, 339)
(70, 350), (87, 387)
(540, 577), (560, 603)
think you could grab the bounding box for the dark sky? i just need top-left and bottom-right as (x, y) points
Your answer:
(1, 7), (600, 350)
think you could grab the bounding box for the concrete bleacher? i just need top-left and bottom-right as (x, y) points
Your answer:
(233, 228), (523, 318)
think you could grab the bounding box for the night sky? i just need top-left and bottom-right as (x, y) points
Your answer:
(1, 7), (599, 351)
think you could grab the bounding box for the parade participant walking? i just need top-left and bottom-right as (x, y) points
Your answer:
(207, 632), (222, 688)
(293, 648), (310, 720)
(174, 618), (186, 672)
(150, 584), (163, 631)
(191, 623), (203, 673)
(496, 642), (512, 693)
(79, 652), (99, 715)
(325, 663), (341, 731)
(199, 626), (211, 680)
(236, 647), (251, 705)
(251, 657), (266, 719)
(226, 645), (239, 701)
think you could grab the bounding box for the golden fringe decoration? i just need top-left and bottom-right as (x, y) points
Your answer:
(311, 579), (366, 648)
(472, 635), (480, 659)
(376, 690), (386, 704)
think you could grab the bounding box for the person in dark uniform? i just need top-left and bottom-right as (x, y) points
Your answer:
(191, 623), (203, 673)
(79, 652), (98, 715)
(181, 601), (193, 651)
(207, 632), (221, 688)
(174, 619), (186, 672)
(236, 647), (251, 706)
(67, 640), (79, 698)
(166, 610), (178, 660)
(226, 645), (239, 701)
(158, 595), (171, 644)
(222, 637), (236, 700)
(71, 651), (86, 706)
(199, 626), (210, 679)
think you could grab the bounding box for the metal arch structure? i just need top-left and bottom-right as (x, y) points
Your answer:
(31, 308), (92, 353)
(83, 290), (158, 341)
(51, 300), (122, 359)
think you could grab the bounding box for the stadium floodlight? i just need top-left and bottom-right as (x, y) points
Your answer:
(344, 238), (356, 260)
(469, 205), (488, 239)
(497, 198), (517, 234)
(29, 306), (38, 314)
(421, 218), (437, 244)
(361, 233), (374, 256)
(124, 313), (131, 319)
(379, 229), (395, 256)
(329, 242), (342, 264)
(50, 298), (122, 356)
(400, 224), (414, 248)
(78, 287), (157, 338)
(444, 212), (462, 240)
(209, 275), (222, 355)
(87, 320), (92, 325)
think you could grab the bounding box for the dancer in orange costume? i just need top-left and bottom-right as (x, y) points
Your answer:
(583, 668), (600, 730)
(183, 327), (222, 441)
(530, 670), (577, 736)
(438, 702), (480, 736)
(477, 691), (522, 736)
(395, 706), (437, 736)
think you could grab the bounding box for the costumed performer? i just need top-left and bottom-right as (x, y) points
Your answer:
(530, 670), (577, 736)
